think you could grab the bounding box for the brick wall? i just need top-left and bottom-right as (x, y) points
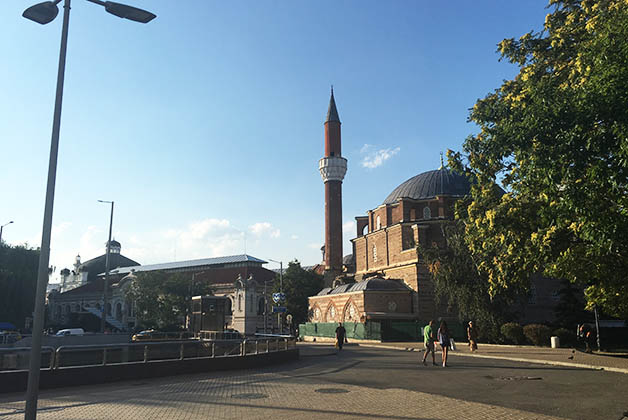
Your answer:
(309, 293), (365, 323)
(363, 291), (412, 314)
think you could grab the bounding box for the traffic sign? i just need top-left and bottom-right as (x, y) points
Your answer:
(272, 292), (286, 303)
(272, 306), (287, 313)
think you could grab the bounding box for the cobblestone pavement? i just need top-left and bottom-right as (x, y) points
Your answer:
(358, 341), (628, 374)
(0, 362), (568, 420)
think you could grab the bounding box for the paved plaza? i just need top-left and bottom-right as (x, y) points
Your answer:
(1, 345), (627, 420)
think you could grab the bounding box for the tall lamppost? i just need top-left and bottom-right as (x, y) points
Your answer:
(0, 221), (14, 245)
(268, 259), (283, 334)
(98, 200), (114, 333)
(22, 1), (155, 418)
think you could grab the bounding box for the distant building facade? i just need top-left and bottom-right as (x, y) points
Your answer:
(47, 251), (277, 334)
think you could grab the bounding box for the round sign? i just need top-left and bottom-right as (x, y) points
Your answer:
(286, 314), (293, 324)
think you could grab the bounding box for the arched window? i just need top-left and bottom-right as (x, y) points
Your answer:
(116, 303), (122, 321)
(326, 305), (337, 322)
(258, 297), (265, 315)
(376, 216), (381, 230)
(106, 303), (112, 316)
(423, 206), (431, 219)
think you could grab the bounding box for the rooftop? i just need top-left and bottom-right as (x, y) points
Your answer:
(104, 254), (267, 276)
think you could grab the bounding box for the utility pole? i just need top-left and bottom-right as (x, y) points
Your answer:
(98, 200), (114, 333)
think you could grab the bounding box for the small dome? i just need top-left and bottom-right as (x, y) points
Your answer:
(383, 168), (470, 205)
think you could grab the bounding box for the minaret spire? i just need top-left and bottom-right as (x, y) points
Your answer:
(319, 89), (347, 286)
(326, 86), (341, 124)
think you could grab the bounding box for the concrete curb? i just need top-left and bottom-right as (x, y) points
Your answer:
(357, 343), (628, 375)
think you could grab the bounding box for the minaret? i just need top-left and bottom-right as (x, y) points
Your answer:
(319, 88), (347, 285)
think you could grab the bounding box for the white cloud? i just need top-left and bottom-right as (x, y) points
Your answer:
(52, 222), (72, 240)
(360, 144), (400, 169)
(290, 234), (299, 240)
(343, 221), (355, 236)
(249, 222), (280, 239)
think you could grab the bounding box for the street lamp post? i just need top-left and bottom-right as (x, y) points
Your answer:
(22, 1), (155, 418)
(0, 221), (14, 245)
(268, 259), (283, 334)
(98, 200), (114, 333)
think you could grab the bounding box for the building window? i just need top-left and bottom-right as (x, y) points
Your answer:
(313, 307), (321, 321)
(376, 216), (381, 230)
(423, 206), (431, 219)
(373, 244), (378, 262)
(327, 305), (336, 322)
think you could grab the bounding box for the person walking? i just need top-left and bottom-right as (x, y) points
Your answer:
(421, 320), (437, 366)
(467, 321), (478, 352)
(335, 322), (347, 351)
(438, 320), (450, 367)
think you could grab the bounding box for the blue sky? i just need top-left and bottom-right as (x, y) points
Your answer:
(0, 0), (548, 281)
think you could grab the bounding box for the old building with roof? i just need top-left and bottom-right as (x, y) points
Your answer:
(48, 252), (277, 334)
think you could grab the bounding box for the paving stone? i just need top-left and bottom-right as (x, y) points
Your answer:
(0, 367), (568, 420)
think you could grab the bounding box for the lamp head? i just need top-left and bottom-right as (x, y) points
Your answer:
(104, 2), (156, 23)
(23, 1), (59, 25)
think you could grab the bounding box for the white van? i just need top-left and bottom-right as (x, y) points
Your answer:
(55, 328), (84, 336)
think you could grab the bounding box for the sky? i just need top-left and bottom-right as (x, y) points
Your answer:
(1, 0), (549, 283)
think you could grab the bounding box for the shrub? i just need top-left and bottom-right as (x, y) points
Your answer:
(501, 322), (525, 344)
(553, 327), (576, 347)
(523, 324), (552, 346)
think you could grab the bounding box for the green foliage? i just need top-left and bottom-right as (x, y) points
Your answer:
(450, 0), (628, 319)
(501, 322), (525, 345)
(126, 271), (213, 330)
(523, 324), (552, 346)
(0, 244), (39, 329)
(273, 260), (323, 327)
(553, 327), (577, 347)
(421, 221), (525, 343)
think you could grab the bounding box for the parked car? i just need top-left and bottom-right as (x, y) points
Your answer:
(55, 328), (84, 336)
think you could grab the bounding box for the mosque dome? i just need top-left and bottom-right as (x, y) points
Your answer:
(382, 168), (471, 205)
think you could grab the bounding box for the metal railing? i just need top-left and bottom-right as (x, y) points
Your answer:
(0, 338), (296, 373)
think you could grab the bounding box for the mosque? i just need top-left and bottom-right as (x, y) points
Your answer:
(302, 91), (561, 341)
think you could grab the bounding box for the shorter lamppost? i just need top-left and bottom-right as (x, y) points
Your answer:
(0, 221), (14, 245)
(97, 200), (114, 333)
(268, 259), (283, 334)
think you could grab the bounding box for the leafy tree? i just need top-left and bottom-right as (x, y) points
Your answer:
(273, 260), (323, 327)
(451, 0), (628, 318)
(0, 243), (39, 329)
(421, 221), (524, 342)
(126, 271), (213, 330)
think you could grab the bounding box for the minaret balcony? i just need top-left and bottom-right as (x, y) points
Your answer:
(319, 156), (347, 183)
